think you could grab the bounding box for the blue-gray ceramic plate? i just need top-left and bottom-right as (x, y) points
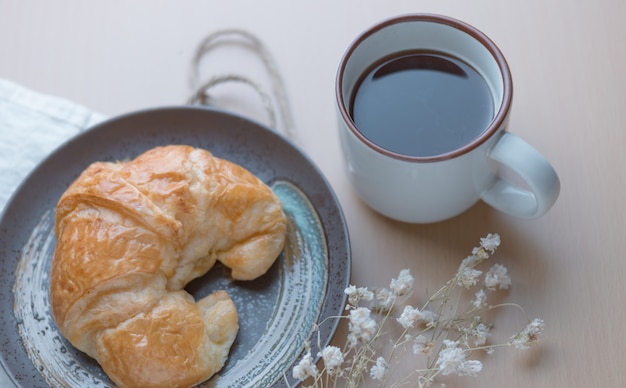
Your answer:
(0, 106), (350, 387)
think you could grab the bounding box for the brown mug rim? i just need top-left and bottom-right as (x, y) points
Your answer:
(335, 13), (513, 162)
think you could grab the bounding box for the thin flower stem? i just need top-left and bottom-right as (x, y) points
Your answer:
(485, 302), (530, 320)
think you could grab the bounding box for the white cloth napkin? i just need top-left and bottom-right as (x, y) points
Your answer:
(0, 79), (106, 386)
(0, 79), (107, 213)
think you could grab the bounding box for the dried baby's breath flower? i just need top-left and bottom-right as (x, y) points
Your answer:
(347, 307), (377, 347)
(397, 305), (421, 329)
(471, 248), (490, 260)
(460, 254), (480, 269)
(372, 287), (396, 312)
(463, 320), (491, 347)
(459, 359), (483, 377)
(418, 309), (437, 328)
(319, 345), (344, 375)
(472, 289), (487, 310)
(293, 234), (544, 387)
(390, 269), (414, 296)
(292, 351), (318, 380)
(369, 356), (389, 380)
(436, 340), (483, 377)
(412, 334), (433, 355)
(484, 264), (512, 291)
(473, 323), (491, 346)
(480, 233), (501, 253)
(510, 318), (545, 349)
(344, 284), (374, 307)
(457, 266), (482, 288)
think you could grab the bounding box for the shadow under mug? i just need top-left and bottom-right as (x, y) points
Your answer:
(335, 14), (560, 223)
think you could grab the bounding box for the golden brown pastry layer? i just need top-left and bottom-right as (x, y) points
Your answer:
(50, 145), (287, 388)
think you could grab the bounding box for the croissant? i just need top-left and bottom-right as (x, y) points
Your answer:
(50, 145), (287, 388)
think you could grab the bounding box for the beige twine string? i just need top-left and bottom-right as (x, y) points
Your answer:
(188, 29), (299, 145)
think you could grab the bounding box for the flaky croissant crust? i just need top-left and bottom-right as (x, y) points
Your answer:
(50, 145), (287, 388)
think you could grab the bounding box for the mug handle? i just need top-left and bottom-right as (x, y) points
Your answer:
(481, 132), (560, 218)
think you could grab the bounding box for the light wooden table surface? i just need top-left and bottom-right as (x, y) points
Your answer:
(1, 1), (624, 387)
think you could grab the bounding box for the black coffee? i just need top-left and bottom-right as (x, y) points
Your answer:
(350, 51), (494, 157)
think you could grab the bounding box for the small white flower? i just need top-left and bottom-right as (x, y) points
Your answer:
(372, 287), (396, 312)
(412, 334), (432, 355)
(292, 351), (318, 381)
(527, 318), (545, 335)
(347, 307), (377, 347)
(435, 340), (466, 376)
(471, 323), (491, 346)
(462, 318), (491, 347)
(484, 264), (511, 291)
(472, 289), (487, 309)
(461, 254), (481, 268)
(390, 269), (414, 296)
(419, 309), (437, 328)
(344, 285), (374, 306)
(510, 318), (545, 349)
(435, 340), (483, 377)
(471, 247), (490, 260)
(480, 233), (501, 253)
(457, 267), (482, 289)
(459, 359), (483, 377)
(397, 305), (421, 329)
(369, 356), (388, 380)
(319, 346), (344, 375)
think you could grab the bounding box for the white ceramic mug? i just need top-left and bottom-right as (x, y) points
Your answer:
(335, 14), (560, 223)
